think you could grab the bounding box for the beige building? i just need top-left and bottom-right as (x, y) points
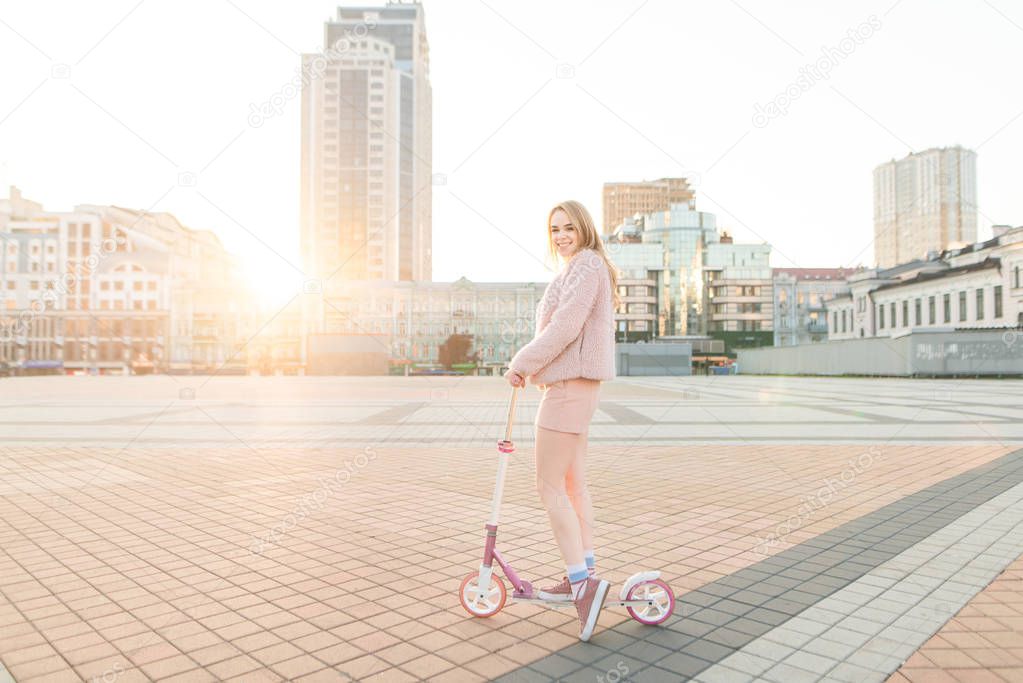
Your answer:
(300, 3), (433, 287)
(314, 277), (548, 373)
(0, 187), (251, 375)
(602, 177), (694, 235)
(873, 145), (977, 268)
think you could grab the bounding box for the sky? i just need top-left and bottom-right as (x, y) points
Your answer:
(1, 0), (1021, 297)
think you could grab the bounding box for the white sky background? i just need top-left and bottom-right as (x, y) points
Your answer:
(1, 0), (1021, 294)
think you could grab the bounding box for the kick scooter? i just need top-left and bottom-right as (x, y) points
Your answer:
(458, 385), (676, 625)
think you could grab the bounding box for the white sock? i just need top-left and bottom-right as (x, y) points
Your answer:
(567, 562), (589, 600)
(567, 562), (588, 583)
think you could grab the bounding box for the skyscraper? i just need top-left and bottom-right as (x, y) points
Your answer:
(873, 146), (977, 268)
(300, 2), (433, 286)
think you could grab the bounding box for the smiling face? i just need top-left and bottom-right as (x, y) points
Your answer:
(549, 209), (581, 260)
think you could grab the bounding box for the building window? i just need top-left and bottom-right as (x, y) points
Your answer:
(943, 293), (950, 323)
(890, 302), (895, 328)
(914, 298), (921, 326)
(959, 291), (967, 322)
(994, 285), (1003, 318)
(976, 288), (984, 321)
(832, 311), (837, 331)
(928, 296), (935, 325)
(1015, 265), (1020, 289)
(902, 300), (908, 327)
(841, 310), (846, 332)
(879, 304), (885, 329)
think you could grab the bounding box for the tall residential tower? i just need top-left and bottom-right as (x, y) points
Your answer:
(300, 2), (433, 286)
(873, 146), (977, 268)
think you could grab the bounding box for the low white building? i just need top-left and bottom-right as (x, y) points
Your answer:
(828, 226), (1023, 340)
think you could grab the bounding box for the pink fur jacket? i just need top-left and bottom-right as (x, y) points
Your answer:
(509, 248), (617, 385)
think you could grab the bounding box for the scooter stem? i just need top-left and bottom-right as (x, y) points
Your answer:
(489, 386), (519, 527)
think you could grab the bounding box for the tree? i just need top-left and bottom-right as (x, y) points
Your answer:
(438, 333), (473, 369)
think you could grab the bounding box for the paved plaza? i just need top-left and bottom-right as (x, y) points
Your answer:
(1, 375), (1022, 682)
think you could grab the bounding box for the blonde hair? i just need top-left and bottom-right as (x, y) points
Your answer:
(546, 200), (621, 308)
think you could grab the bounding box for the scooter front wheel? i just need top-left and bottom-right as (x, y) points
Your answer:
(626, 579), (675, 625)
(459, 571), (507, 617)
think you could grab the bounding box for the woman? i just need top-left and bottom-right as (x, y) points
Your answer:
(504, 199), (618, 642)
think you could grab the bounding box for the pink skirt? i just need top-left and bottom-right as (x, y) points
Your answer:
(535, 378), (601, 434)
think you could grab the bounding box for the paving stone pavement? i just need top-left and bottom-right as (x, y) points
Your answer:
(1, 376), (1022, 682)
(888, 554), (1023, 682)
(5, 375), (1023, 447)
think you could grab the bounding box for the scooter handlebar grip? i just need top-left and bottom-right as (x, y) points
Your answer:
(504, 386), (519, 442)
(497, 440), (515, 453)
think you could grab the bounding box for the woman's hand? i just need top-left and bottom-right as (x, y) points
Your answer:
(504, 369), (525, 387)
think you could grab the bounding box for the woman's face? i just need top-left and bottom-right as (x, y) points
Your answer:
(550, 209), (580, 259)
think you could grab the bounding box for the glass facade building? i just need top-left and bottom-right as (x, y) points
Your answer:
(640, 206), (718, 335)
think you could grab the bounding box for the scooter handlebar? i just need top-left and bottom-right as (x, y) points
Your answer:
(502, 385), (519, 446)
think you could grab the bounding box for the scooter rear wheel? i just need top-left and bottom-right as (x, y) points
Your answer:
(626, 578), (675, 625)
(459, 571), (507, 617)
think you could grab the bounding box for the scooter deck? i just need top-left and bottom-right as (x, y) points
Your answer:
(511, 595), (659, 609)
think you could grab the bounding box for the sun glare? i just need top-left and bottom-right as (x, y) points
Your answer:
(242, 253), (306, 308)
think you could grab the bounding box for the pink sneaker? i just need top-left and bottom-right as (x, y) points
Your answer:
(537, 576), (572, 602)
(574, 577), (610, 641)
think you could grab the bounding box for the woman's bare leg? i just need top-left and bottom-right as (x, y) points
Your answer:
(564, 431), (594, 553)
(534, 425), (585, 568)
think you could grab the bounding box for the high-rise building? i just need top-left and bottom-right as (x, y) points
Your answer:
(873, 146), (977, 268)
(300, 2), (433, 286)
(602, 177), (694, 235)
